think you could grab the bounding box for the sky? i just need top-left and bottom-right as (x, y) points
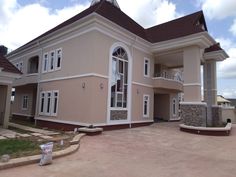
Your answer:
(0, 0), (236, 98)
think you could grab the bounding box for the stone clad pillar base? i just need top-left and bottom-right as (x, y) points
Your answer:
(211, 106), (223, 127)
(180, 102), (207, 127)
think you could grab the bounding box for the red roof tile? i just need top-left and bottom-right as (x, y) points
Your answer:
(10, 0), (209, 53)
(146, 11), (207, 43)
(205, 43), (223, 53)
(0, 55), (21, 74)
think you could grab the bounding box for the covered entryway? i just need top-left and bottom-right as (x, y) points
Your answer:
(0, 53), (21, 128)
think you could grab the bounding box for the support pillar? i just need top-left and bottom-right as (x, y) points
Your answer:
(181, 46), (207, 126)
(204, 60), (222, 126)
(3, 85), (12, 128)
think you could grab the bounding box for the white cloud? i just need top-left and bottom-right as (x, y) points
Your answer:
(216, 38), (236, 79)
(230, 19), (236, 36)
(0, 0), (181, 49)
(118, 0), (182, 27)
(0, 0), (89, 50)
(199, 0), (236, 20)
(0, 0), (182, 50)
(221, 89), (236, 98)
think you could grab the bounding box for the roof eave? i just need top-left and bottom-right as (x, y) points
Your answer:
(204, 49), (229, 61)
(151, 31), (215, 53)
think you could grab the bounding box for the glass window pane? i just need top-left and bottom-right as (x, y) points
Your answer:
(117, 93), (123, 107)
(110, 86), (116, 107)
(124, 62), (128, 84)
(119, 60), (123, 73)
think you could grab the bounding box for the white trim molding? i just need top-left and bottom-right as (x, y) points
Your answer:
(183, 83), (201, 86)
(180, 102), (207, 106)
(132, 82), (153, 88)
(107, 42), (133, 124)
(40, 73), (108, 83)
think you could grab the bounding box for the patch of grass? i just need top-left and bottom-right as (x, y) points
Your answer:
(0, 139), (40, 158)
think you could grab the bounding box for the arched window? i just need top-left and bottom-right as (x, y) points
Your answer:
(28, 56), (39, 74)
(110, 47), (128, 108)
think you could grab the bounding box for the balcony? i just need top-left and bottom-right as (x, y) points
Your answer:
(153, 72), (183, 92)
(13, 56), (39, 87)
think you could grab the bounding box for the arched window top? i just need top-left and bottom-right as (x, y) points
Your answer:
(112, 47), (128, 61)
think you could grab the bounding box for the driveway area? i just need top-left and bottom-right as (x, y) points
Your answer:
(1, 122), (236, 177)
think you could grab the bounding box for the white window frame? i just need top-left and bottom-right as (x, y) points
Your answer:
(49, 50), (55, 72)
(51, 90), (59, 116)
(19, 61), (23, 72)
(39, 92), (45, 115)
(55, 48), (62, 71)
(42, 53), (48, 73)
(22, 95), (29, 110)
(143, 94), (150, 118)
(45, 91), (52, 116)
(39, 90), (59, 117)
(144, 58), (150, 77)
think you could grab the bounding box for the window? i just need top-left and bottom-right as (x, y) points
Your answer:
(144, 58), (150, 77)
(15, 61), (23, 72)
(39, 92), (45, 114)
(42, 53), (48, 73)
(49, 51), (55, 71)
(22, 95), (28, 110)
(143, 95), (150, 117)
(55, 49), (62, 70)
(39, 90), (59, 117)
(173, 98), (176, 116)
(19, 62), (23, 72)
(110, 47), (128, 108)
(46, 92), (52, 115)
(52, 91), (59, 116)
(42, 48), (62, 73)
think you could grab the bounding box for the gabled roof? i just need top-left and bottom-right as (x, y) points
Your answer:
(146, 11), (207, 43)
(0, 55), (21, 74)
(10, 0), (209, 53)
(217, 95), (231, 103)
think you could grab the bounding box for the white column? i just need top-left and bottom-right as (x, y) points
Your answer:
(3, 85), (12, 128)
(183, 46), (202, 102)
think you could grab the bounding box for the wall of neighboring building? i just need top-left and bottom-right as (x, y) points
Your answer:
(222, 108), (236, 123)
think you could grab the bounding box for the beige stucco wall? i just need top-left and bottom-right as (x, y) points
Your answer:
(12, 85), (37, 116)
(222, 108), (236, 123)
(131, 84), (154, 122)
(38, 76), (108, 124)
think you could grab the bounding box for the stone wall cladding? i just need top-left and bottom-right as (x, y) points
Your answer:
(181, 104), (207, 127)
(212, 106), (223, 127)
(110, 110), (127, 121)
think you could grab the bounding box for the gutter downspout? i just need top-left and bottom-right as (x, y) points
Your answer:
(129, 36), (137, 129)
(34, 40), (43, 126)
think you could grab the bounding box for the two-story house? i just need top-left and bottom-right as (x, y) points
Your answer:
(7, 0), (228, 130)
